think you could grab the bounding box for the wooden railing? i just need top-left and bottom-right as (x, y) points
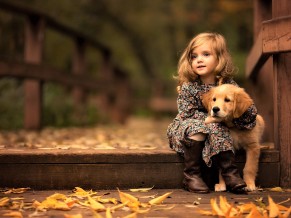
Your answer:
(246, 0), (290, 187)
(0, 1), (131, 129)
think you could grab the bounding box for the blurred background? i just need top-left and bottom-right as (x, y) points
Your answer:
(0, 0), (253, 129)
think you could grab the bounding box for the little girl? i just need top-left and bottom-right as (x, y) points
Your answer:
(167, 32), (257, 193)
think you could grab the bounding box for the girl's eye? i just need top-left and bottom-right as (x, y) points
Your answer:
(225, 98), (230, 102)
(213, 97), (216, 102)
(190, 54), (197, 59)
(203, 53), (210, 57)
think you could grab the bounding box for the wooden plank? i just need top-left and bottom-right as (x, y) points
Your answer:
(0, 149), (279, 164)
(0, 163), (185, 189)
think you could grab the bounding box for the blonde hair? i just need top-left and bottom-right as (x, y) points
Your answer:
(176, 32), (236, 86)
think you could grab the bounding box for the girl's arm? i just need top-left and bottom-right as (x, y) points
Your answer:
(233, 104), (257, 130)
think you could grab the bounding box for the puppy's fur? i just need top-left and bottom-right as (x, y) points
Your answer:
(202, 84), (265, 191)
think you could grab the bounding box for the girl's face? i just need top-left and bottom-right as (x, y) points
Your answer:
(190, 42), (218, 84)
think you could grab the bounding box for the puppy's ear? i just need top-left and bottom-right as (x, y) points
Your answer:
(202, 89), (214, 112)
(233, 88), (253, 118)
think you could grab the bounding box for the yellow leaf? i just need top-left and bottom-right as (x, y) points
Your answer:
(268, 196), (280, 217)
(88, 196), (106, 211)
(71, 187), (97, 198)
(110, 202), (128, 212)
(0, 197), (10, 206)
(2, 211), (23, 218)
(106, 208), (112, 218)
(266, 204), (290, 211)
(281, 206), (291, 218)
(246, 206), (264, 218)
(198, 209), (213, 215)
(64, 214), (83, 218)
(237, 203), (256, 213)
(148, 192), (172, 205)
(269, 187), (284, 192)
(219, 196), (231, 214)
(118, 189), (140, 205)
(3, 188), (30, 194)
(129, 186), (154, 192)
(96, 197), (118, 205)
(210, 198), (224, 216)
(48, 193), (67, 200)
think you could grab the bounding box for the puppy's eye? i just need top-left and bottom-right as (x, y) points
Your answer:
(224, 98), (230, 102)
(213, 97), (216, 102)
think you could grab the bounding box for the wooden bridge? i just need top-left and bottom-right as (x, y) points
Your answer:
(0, 0), (290, 193)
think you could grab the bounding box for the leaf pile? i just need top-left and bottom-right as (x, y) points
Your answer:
(199, 195), (291, 218)
(0, 187), (173, 218)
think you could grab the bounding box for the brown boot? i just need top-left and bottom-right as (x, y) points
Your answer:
(215, 151), (246, 193)
(183, 140), (209, 193)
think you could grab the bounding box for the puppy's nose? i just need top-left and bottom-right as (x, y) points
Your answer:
(212, 106), (220, 113)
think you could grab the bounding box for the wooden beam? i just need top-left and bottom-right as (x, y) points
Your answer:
(0, 60), (109, 91)
(246, 15), (291, 78)
(262, 16), (291, 54)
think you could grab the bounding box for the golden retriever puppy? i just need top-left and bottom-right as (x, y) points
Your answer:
(202, 84), (265, 191)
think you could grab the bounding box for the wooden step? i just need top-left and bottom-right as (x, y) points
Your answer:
(0, 148), (279, 190)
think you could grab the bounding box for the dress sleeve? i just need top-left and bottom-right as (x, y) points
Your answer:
(232, 104), (257, 130)
(177, 82), (200, 120)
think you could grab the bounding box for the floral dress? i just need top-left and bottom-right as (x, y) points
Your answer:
(167, 78), (257, 167)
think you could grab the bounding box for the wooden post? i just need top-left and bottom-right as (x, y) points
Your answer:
(72, 38), (87, 124)
(111, 68), (131, 123)
(98, 52), (114, 122)
(272, 0), (291, 188)
(24, 16), (44, 129)
(249, 0), (274, 142)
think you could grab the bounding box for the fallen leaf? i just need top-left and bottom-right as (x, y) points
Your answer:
(0, 197), (10, 207)
(129, 186), (154, 192)
(246, 206), (264, 218)
(71, 187), (97, 198)
(3, 188), (30, 194)
(88, 196), (106, 211)
(64, 214), (83, 218)
(281, 206), (291, 218)
(148, 192), (172, 205)
(2, 211), (23, 218)
(210, 198), (224, 216)
(268, 196), (280, 217)
(269, 187), (284, 192)
(117, 189), (140, 205)
(106, 208), (112, 218)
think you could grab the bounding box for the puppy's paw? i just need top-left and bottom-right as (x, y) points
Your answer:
(245, 183), (257, 192)
(214, 183), (227, 192)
